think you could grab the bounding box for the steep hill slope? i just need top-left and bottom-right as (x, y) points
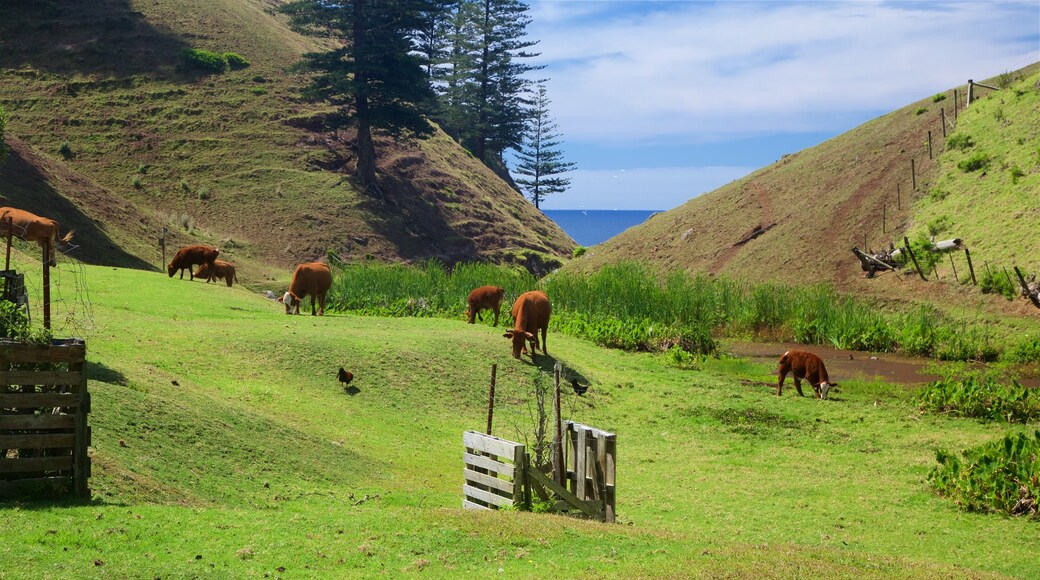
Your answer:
(570, 64), (1040, 318)
(0, 0), (573, 277)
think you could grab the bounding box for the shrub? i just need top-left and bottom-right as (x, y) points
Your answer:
(929, 431), (1039, 518)
(250, 87), (267, 96)
(223, 52), (250, 69)
(197, 188), (210, 201)
(957, 151), (990, 173)
(180, 48), (227, 72)
(572, 246), (587, 258)
(915, 107), (928, 115)
(58, 140), (73, 159)
(1010, 165), (1025, 185)
(932, 93), (947, 103)
(946, 133), (974, 151)
(929, 187), (947, 201)
(132, 175), (142, 189)
(179, 179), (191, 193)
(979, 268), (1016, 300)
(1004, 334), (1040, 363)
(915, 373), (1040, 423)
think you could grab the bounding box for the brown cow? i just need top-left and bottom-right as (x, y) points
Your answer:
(777, 350), (835, 399)
(194, 259), (238, 287)
(167, 245), (219, 280)
(278, 262), (332, 315)
(0, 207), (74, 266)
(466, 285), (505, 326)
(503, 290), (551, 359)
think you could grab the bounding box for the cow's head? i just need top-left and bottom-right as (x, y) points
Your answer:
(819, 382), (831, 400)
(278, 291), (300, 315)
(503, 330), (535, 359)
(167, 263), (176, 278)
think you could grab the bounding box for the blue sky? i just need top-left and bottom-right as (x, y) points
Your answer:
(520, 1), (1040, 210)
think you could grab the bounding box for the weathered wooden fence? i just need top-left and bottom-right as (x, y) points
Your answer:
(0, 339), (90, 498)
(462, 430), (526, 511)
(561, 421), (616, 523)
(462, 423), (616, 523)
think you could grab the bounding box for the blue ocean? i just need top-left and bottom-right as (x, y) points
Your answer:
(543, 209), (660, 247)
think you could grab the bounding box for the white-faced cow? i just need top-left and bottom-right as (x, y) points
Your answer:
(0, 207), (74, 266)
(503, 290), (551, 359)
(167, 245), (219, 280)
(279, 262), (332, 315)
(466, 285), (505, 326)
(777, 350), (835, 399)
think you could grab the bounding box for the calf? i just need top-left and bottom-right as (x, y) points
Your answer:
(278, 262), (332, 315)
(503, 290), (551, 359)
(777, 350), (834, 399)
(194, 259), (238, 287)
(466, 285), (505, 326)
(0, 207), (74, 266)
(168, 245), (219, 280)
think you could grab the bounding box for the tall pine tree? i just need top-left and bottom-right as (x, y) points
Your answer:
(283, 0), (439, 196)
(513, 84), (575, 210)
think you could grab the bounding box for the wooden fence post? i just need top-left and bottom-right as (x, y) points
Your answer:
(42, 241), (51, 331)
(553, 362), (564, 487)
(911, 158), (917, 191)
(965, 248), (977, 286)
(941, 108), (947, 138)
(882, 203), (886, 234)
(897, 183), (901, 210)
(904, 236), (927, 281)
(949, 253), (958, 282)
(486, 364), (497, 435)
(928, 130), (933, 160)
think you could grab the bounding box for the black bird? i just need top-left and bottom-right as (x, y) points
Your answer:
(338, 367), (353, 387)
(571, 378), (588, 396)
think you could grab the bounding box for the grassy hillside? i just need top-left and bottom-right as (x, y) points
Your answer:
(569, 64), (1040, 323)
(0, 0), (574, 278)
(1, 263), (1038, 577)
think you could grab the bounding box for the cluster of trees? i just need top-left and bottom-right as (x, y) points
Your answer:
(282, 0), (572, 207)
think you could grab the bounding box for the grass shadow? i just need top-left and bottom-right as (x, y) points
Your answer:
(87, 360), (128, 386)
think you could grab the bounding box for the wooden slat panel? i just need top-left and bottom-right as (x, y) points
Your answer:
(526, 465), (601, 518)
(463, 484), (513, 508)
(463, 431), (521, 459)
(0, 415), (76, 429)
(0, 371), (83, 386)
(463, 468), (514, 495)
(463, 452), (514, 477)
(0, 393), (81, 408)
(0, 341), (84, 364)
(564, 421), (615, 439)
(462, 498), (491, 511)
(0, 456), (73, 474)
(0, 433), (76, 448)
(576, 427), (587, 501)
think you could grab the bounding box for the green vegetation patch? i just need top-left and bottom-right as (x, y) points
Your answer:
(929, 431), (1040, 518)
(915, 373), (1040, 423)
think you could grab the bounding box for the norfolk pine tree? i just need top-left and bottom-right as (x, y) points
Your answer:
(282, 0), (438, 197)
(514, 85), (575, 210)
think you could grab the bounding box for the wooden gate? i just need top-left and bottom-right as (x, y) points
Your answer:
(0, 339), (90, 498)
(462, 430), (527, 511)
(562, 421), (616, 523)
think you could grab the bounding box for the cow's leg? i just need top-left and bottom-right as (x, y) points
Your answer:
(492, 305), (500, 327)
(777, 370), (787, 396)
(794, 377), (805, 397)
(317, 292), (327, 316)
(541, 326), (547, 354)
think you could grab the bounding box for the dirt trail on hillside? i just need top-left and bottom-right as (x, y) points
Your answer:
(724, 341), (1040, 388)
(710, 183), (776, 275)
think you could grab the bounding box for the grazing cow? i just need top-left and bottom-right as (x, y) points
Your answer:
(278, 262), (332, 315)
(194, 259), (238, 287)
(167, 245), (219, 280)
(0, 207), (74, 266)
(466, 285), (505, 326)
(777, 350), (835, 399)
(503, 290), (551, 359)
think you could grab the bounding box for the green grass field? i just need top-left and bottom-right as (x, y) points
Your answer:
(1, 263), (1037, 578)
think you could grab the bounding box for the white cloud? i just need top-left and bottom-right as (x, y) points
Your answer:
(527, 1), (1040, 144)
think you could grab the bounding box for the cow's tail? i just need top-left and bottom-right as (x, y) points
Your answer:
(60, 230), (74, 244)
